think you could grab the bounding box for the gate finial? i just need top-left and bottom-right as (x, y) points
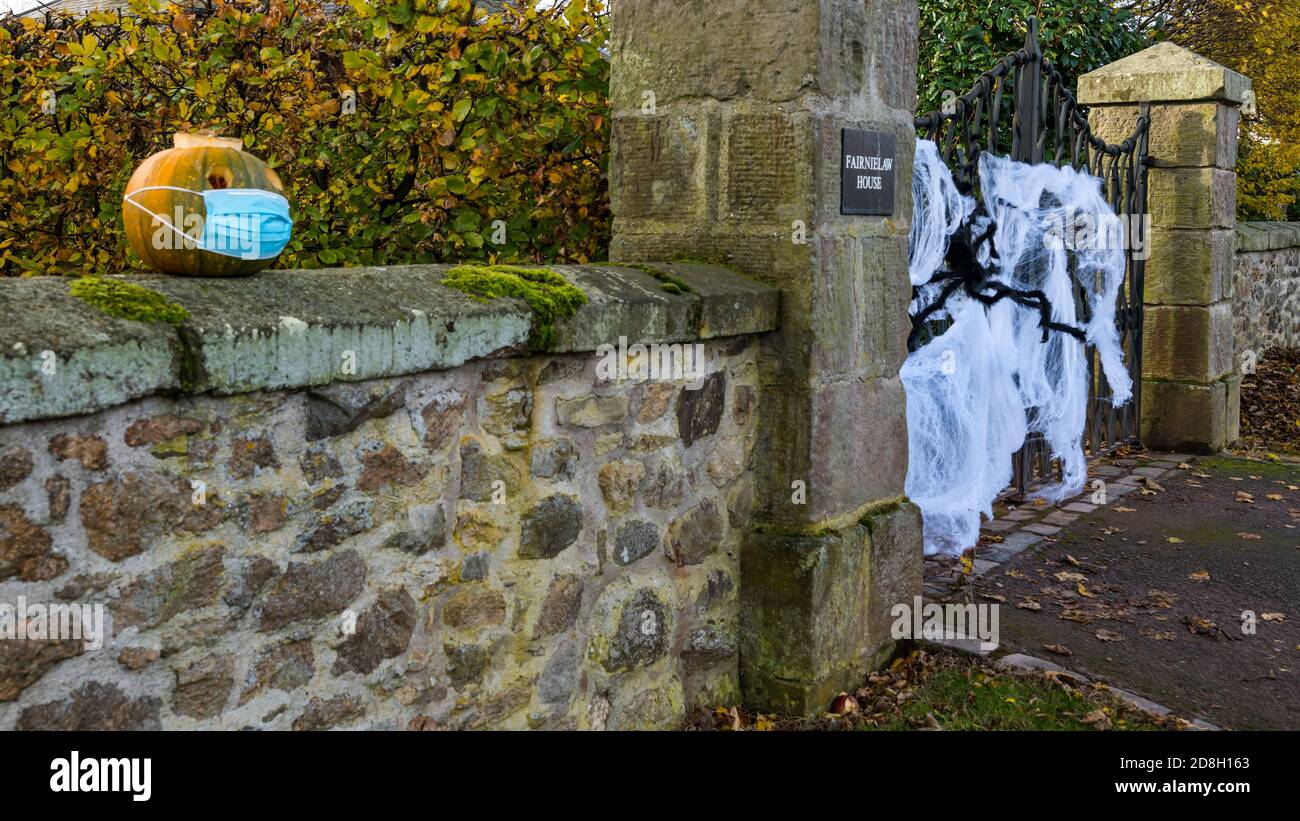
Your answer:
(1024, 16), (1040, 58)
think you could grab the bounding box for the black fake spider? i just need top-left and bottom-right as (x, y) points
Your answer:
(906, 205), (1088, 353)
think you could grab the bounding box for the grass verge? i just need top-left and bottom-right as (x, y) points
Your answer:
(693, 651), (1185, 731)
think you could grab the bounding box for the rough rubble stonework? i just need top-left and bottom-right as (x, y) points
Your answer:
(1233, 222), (1300, 357)
(0, 339), (759, 730)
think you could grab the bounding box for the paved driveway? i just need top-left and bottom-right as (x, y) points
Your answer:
(929, 453), (1300, 729)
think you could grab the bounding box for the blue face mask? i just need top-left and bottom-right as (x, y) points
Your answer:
(124, 185), (293, 260)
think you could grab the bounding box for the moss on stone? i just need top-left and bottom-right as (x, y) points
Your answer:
(602, 261), (693, 295)
(69, 277), (189, 326)
(441, 264), (586, 350)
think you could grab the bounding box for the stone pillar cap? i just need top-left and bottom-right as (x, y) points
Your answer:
(1078, 42), (1251, 105)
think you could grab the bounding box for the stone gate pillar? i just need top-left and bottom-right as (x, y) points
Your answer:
(1080, 45), (1251, 452)
(609, 0), (923, 714)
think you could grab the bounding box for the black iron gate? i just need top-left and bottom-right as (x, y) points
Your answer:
(912, 17), (1151, 499)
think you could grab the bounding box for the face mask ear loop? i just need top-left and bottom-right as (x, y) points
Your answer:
(122, 186), (207, 251)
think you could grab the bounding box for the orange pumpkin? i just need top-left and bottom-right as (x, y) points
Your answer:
(123, 133), (287, 276)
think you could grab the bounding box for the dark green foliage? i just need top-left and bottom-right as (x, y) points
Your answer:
(917, 1), (1151, 118)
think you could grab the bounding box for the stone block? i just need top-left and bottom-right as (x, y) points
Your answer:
(808, 231), (912, 381)
(146, 267), (533, 395)
(1077, 42), (1251, 105)
(863, 502), (922, 650)
(1146, 102), (1238, 169)
(1145, 229), (1235, 305)
(609, 0), (820, 110)
(652, 263), (781, 340)
(1147, 167), (1236, 230)
(547, 263), (696, 350)
(1086, 104), (1143, 149)
(740, 525), (886, 715)
(811, 0), (919, 109)
(609, 113), (714, 221)
(721, 110), (814, 225)
(554, 394), (629, 428)
(0, 278), (180, 425)
(981, 530), (1043, 563)
(1225, 372), (1241, 445)
(757, 375), (908, 526)
(1142, 302), (1235, 383)
(1140, 378), (1229, 452)
(1264, 221), (1300, 250)
(1234, 222), (1271, 252)
(1023, 522), (1061, 536)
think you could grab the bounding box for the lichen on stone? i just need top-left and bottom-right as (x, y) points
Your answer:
(440, 264), (587, 350)
(68, 277), (189, 326)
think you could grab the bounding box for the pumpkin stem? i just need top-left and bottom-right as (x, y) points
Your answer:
(174, 132), (243, 151)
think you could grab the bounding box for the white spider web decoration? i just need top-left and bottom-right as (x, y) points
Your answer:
(903, 139), (1132, 556)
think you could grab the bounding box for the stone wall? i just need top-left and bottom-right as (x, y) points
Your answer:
(1233, 222), (1300, 357)
(0, 263), (779, 730)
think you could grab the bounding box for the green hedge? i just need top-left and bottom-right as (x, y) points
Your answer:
(0, 0), (610, 276)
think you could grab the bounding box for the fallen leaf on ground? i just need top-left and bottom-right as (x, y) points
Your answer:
(1082, 709), (1112, 728)
(1183, 616), (1218, 635)
(1133, 589), (1178, 608)
(1238, 532), (1263, 540)
(1188, 569), (1211, 581)
(1114, 506), (1137, 512)
(1262, 613), (1286, 623)
(1043, 643), (1072, 656)
(1267, 494), (1284, 501)
(1018, 598), (1042, 611)
(1236, 490), (1255, 503)
(1167, 536), (1184, 544)
(1095, 629), (1124, 642)
(1054, 571), (1086, 583)
(1077, 581), (1095, 598)
(1141, 629), (1176, 641)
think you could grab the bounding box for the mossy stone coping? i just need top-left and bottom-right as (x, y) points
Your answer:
(0, 263), (778, 425)
(1235, 221), (1300, 253)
